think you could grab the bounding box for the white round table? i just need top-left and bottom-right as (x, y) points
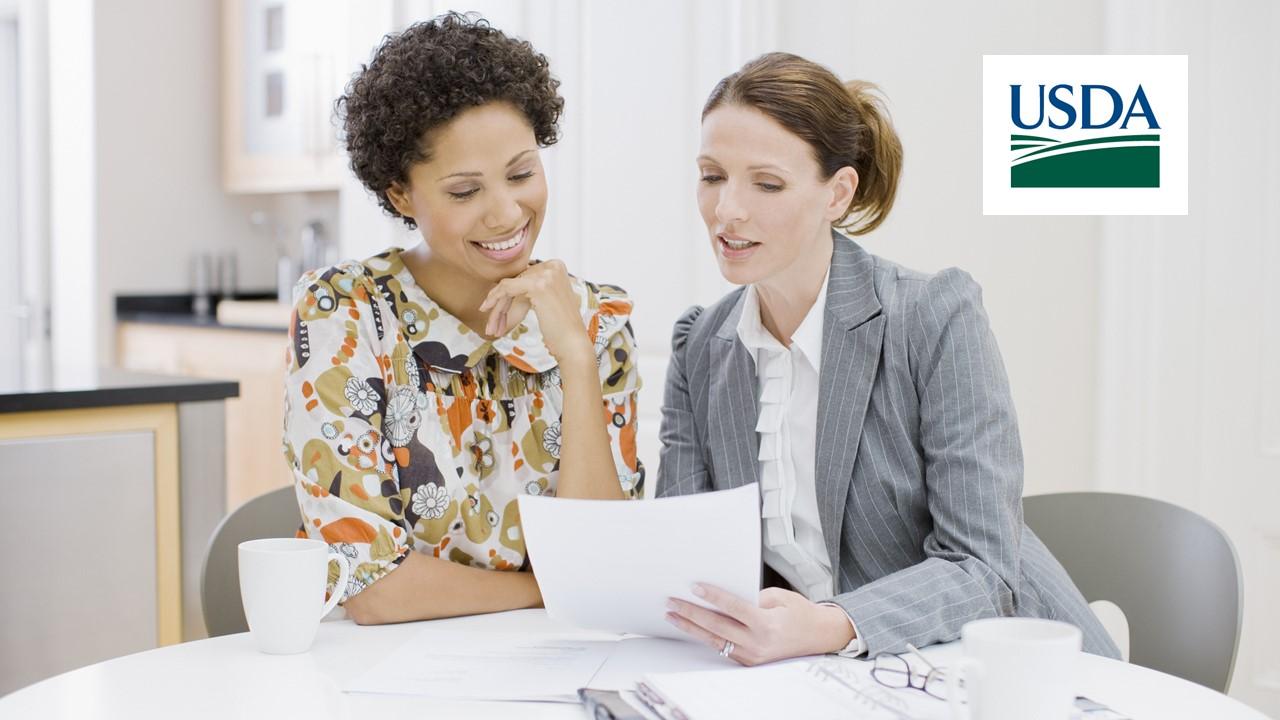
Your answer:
(1, 610), (1268, 719)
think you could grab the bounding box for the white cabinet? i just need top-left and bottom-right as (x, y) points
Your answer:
(221, 0), (347, 193)
(0, 431), (159, 696)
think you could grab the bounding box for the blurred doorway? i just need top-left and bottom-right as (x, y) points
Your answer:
(1, 0), (50, 388)
(0, 17), (22, 387)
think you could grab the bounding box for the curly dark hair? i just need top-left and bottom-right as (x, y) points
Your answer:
(336, 12), (564, 229)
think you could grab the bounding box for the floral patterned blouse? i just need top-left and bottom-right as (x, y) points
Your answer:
(282, 249), (643, 602)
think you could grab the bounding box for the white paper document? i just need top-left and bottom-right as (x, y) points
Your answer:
(518, 483), (762, 639)
(344, 630), (614, 702)
(638, 659), (935, 720)
(587, 637), (738, 690)
(343, 626), (739, 703)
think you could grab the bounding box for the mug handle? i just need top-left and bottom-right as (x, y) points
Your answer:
(948, 657), (984, 720)
(321, 551), (351, 619)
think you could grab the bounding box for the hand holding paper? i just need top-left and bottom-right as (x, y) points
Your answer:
(518, 483), (762, 639)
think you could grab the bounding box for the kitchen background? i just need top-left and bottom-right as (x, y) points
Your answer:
(0, 0), (1276, 714)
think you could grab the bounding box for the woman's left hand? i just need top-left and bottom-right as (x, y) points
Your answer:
(478, 259), (594, 367)
(665, 584), (855, 666)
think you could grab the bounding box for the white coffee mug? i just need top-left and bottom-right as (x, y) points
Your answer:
(238, 538), (350, 654)
(947, 617), (1082, 720)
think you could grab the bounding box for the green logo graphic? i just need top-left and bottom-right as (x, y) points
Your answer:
(1010, 134), (1160, 188)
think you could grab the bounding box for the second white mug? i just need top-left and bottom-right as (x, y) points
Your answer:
(948, 617), (1082, 720)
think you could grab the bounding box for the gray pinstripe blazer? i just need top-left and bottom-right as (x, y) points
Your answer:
(656, 231), (1121, 658)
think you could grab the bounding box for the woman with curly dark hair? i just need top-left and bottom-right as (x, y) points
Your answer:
(282, 13), (643, 625)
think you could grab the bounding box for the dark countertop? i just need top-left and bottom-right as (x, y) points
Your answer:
(115, 311), (287, 333)
(115, 292), (288, 333)
(0, 368), (240, 413)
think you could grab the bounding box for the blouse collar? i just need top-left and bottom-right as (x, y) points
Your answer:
(736, 270), (830, 374)
(365, 248), (626, 376)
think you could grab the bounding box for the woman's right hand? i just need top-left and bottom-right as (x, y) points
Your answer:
(664, 585), (855, 666)
(478, 260), (596, 371)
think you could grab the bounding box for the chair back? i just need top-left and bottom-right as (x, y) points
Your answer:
(200, 486), (300, 637)
(1023, 491), (1242, 692)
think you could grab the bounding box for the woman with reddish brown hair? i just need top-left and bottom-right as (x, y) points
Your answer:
(658, 52), (1120, 664)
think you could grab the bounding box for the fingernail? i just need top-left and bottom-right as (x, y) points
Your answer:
(664, 613), (678, 626)
(666, 599), (678, 611)
(692, 584), (706, 597)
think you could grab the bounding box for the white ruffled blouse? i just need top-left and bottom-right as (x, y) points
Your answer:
(737, 273), (868, 656)
(735, 275), (833, 600)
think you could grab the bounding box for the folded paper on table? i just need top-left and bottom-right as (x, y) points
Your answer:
(343, 629), (614, 702)
(518, 483), (762, 639)
(343, 625), (738, 703)
(587, 637), (737, 691)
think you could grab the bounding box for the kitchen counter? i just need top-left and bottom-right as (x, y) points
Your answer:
(0, 367), (239, 413)
(116, 292), (290, 332)
(0, 365), (240, 693)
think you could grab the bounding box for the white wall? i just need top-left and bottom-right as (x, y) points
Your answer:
(1097, 1), (1279, 712)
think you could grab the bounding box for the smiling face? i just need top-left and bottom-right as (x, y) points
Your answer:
(388, 102), (548, 286)
(695, 103), (857, 288)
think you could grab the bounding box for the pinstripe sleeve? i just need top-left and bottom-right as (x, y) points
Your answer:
(827, 268), (1025, 655)
(656, 306), (712, 498)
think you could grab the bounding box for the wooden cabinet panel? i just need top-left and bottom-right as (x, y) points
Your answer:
(118, 323), (292, 510)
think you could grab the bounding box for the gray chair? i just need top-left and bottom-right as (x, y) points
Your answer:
(1023, 492), (1242, 692)
(200, 486), (301, 637)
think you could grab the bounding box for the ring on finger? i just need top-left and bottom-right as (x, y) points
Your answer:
(719, 640), (735, 658)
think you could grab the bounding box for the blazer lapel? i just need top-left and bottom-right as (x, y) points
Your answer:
(708, 290), (760, 491)
(816, 232), (886, 570)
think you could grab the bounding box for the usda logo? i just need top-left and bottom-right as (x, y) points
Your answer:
(1010, 83), (1160, 188)
(983, 55), (1187, 215)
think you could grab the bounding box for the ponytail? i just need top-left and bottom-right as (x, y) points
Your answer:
(838, 80), (902, 236)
